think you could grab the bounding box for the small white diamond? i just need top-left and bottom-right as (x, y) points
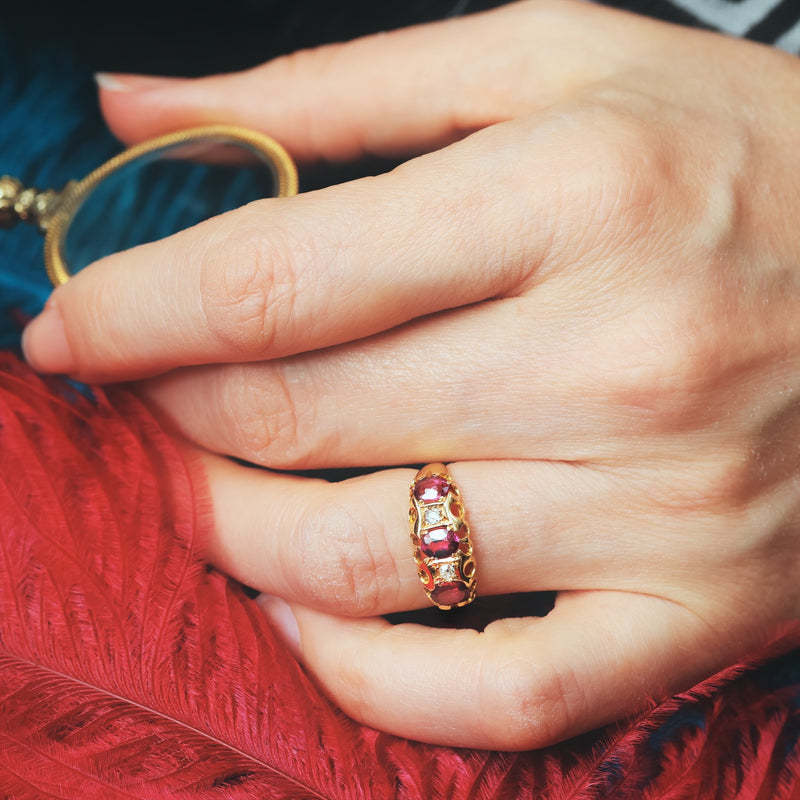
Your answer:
(423, 506), (444, 525)
(437, 562), (458, 582)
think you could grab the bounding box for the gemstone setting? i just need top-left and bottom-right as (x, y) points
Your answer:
(423, 506), (445, 526)
(419, 526), (459, 559)
(409, 464), (476, 610)
(431, 581), (470, 607)
(413, 475), (450, 503)
(435, 560), (459, 583)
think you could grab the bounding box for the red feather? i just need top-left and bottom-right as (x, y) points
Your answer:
(0, 352), (798, 799)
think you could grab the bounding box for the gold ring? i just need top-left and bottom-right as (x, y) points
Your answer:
(409, 463), (477, 609)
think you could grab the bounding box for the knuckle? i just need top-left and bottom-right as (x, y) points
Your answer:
(266, 44), (355, 159)
(334, 644), (376, 713)
(218, 364), (306, 467)
(197, 213), (298, 358)
(564, 84), (747, 256)
(269, 40), (347, 84)
(597, 293), (733, 434)
(555, 96), (672, 239)
(654, 454), (754, 517)
(476, 654), (578, 750)
(293, 494), (392, 615)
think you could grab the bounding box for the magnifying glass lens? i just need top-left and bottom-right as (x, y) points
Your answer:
(61, 137), (281, 275)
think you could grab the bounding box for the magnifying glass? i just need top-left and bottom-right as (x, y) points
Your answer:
(0, 125), (298, 287)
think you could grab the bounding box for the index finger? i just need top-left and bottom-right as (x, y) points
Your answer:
(21, 117), (568, 383)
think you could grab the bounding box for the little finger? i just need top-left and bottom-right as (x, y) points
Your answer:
(257, 589), (750, 750)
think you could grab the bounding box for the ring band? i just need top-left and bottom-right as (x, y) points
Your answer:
(409, 463), (477, 610)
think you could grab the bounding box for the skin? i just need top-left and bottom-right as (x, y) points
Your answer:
(21, 0), (800, 750)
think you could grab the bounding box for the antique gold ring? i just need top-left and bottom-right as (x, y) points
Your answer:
(409, 463), (477, 610)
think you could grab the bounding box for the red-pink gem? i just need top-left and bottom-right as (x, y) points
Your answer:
(414, 475), (450, 503)
(420, 526), (459, 559)
(431, 581), (470, 607)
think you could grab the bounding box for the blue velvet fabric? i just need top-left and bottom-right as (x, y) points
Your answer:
(0, 29), (120, 349)
(0, 29), (280, 345)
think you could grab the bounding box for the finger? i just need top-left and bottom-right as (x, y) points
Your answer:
(137, 298), (625, 468)
(258, 589), (752, 750)
(198, 453), (747, 617)
(22, 115), (570, 383)
(97, 1), (658, 162)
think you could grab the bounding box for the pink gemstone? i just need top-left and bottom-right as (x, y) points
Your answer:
(420, 526), (459, 559)
(431, 581), (470, 607)
(414, 475), (450, 503)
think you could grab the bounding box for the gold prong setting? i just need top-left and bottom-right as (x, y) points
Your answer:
(409, 464), (477, 609)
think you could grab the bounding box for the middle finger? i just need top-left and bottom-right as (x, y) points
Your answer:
(141, 294), (636, 469)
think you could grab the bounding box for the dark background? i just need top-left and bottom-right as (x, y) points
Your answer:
(0, 0), (707, 77)
(1, 1), (504, 76)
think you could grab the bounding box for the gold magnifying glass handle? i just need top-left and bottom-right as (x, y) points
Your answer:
(0, 175), (68, 232)
(2, 125), (298, 288)
(45, 125), (298, 287)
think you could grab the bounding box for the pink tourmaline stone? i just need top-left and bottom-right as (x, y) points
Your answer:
(420, 526), (459, 559)
(431, 581), (470, 607)
(414, 475), (450, 503)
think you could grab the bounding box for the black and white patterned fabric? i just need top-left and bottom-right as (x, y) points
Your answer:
(601, 0), (800, 52)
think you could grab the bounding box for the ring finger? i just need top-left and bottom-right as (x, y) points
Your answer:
(198, 452), (718, 616)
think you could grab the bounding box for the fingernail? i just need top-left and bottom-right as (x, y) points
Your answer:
(22, 302), (76, 374)
(94, 72), (182, 92)
(257, 595), (301, 658)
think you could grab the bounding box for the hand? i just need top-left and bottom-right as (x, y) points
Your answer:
(22, 0), (800, 750)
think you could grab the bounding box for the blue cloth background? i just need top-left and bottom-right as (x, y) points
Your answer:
(0, 28), (293, 345)
(0, 29), (119, 348)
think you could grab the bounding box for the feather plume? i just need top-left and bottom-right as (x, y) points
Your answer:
(0, 352), (798, 799)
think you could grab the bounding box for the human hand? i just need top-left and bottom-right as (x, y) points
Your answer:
(22, 0), (800, 750)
